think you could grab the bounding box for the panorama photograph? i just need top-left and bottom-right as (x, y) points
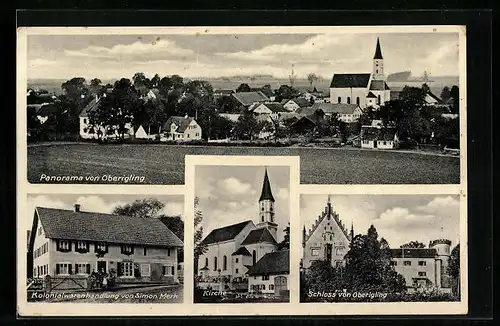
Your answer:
(25, 29), (461, 184)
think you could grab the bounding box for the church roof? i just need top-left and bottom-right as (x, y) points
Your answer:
(259, 168), (275, 202)
(369, 80), (391, 91)
(232, 247), (252, 256)
(201, 220), (253, 245)
(374, 37), (383, 59)
(246, 250), (289, 276)
(367, 91), (378, 98)
(330, 74), (371, 88)
(241, 227), (278, 246)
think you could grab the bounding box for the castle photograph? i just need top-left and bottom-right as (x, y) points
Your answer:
(25, 194), (185, 303)
(193, 165), (291, 303)
(300, 194), (461, 302)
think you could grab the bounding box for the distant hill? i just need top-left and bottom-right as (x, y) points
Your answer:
(387, 71), (412, 82)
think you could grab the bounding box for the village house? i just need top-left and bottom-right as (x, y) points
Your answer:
(360, 120), (399, 149)
(390, 239), (453, 294)
(134, 125), (156, 140)
(197, 169), (289, 298)
(302, 90), (330, 104)
(329, 37), (391, 108)
(302, 196), (454, 294)
(28, 205), (183, 284)
(310, 103), (363, 123)
(247, 250), (290, 297)
(282, 98), (310, 112)
(214, 89), (235, 101)
(232, 91), (269, 108)
(79, 95), (134, 140)
(252, 102), (287, 120)
(160, 115), (202, 141)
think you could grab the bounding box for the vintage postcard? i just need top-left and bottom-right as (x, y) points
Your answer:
(18, 25), (466, 185)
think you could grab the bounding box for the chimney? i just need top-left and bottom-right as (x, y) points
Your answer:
(74, 204), (81, 212)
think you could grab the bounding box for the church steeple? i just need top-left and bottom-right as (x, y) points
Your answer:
(257, 167), (277, 240)
(374, 37), (383, 59)
(372, 37), (386, 81)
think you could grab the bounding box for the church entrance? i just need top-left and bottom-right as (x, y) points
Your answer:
(325, 244), (332, 264)
(274, 276), (287, 297)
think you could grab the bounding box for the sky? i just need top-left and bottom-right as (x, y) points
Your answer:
(301, 194), (460, 249)
(27, 32), (459, 80)
(25, 194), (185, 233)
(195, 165), (290, 242)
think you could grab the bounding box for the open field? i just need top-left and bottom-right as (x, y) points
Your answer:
(27, 144), (460, 184)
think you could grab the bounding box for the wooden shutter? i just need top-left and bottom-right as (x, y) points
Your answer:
(117, 262), (123, 276)
(86, 264), (91, 274)
(56, 264), (60, 274)
(162, 266), (166, 275)
(56, 241), (60, 252)
(94, 242), (98, 253)
(75, 264), (79, 274)
(105, 243), (109, 253)
(171, 266), (174, 275)
(68, 264), (73, 275)
(131, 246), (134, 255)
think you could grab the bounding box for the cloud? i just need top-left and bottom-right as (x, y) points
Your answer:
(412, 40), (459, 76)
(161, 202), (184, 219)
(376, 207), (435, 229)
(276, 187), (289, 201)
(27, 195), (70, 225)
(417, 195), (460, 214)
(74, 196), (127, 214)
(217, 177), (252, 195)
(28, 58), (57, 67)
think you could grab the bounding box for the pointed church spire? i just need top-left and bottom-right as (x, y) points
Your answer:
(350, 222), (354, 241)
(374, 37), (383, 59)
(259, 167), (275, 202)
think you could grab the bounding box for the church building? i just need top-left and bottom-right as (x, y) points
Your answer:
(329, 37), (391, 109)
(197, 168), (289, 297)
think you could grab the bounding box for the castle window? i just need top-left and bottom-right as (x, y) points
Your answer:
(418, 271), (426, 277)
(376, 69), (379, 74)
(356, 97), (360, 105)
(390, 261), (397, 266)
(418, 261), (427, 266)
(262, 274), (270, 281)
(347, 97), (351, 104)
(236, 268), (239, 274)
(235, 258), (239, 263)
(311, 248), (320, 256)
(252, 250), (257, 265)
(337, 97), (341, 103)
(403, 260), (411, 266)
(223, 255), (227, 271)
(378, 95), (381, 104)
(205, 257), (208, 267)
(214, 257), (218, 271)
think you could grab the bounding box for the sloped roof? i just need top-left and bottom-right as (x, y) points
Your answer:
(390, 248), (437, 259)
(232, 247), (252, 256)
(367, 91), (378, 98)
(37, 103), (60, 116)
(201, 220), (253, 245)
(330, 74), (371, 88)
(374, 37), (383, 59)
(246, 250), (289, 275)
(219, 113), (241, 122)
(276, 112), (300, 121)
(241, 227), (277, 246)
(35, 207), (183, 247)
(79, 97), (100, 117)
(162, 116), (195, 133)
(259, 87), (275, 98)
(259, 168), (275, 202)
(311, 103), (360, 114)
(369, 80), (391, 91)
(257, 102), (286, 113)
(232, 91), (269, 106)
(296, 107), (317, 116)
(289, 98), (310, 108)
(425, 92), (444, 104)
(215, 89), (234, 95)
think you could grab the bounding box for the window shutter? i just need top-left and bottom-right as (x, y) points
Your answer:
(86, 264), (91, 274)
(94, 242), (98, 253)
(105, 243), (109, 253)
(171, 266), (174, 275)
(86, 241), (90, 253)
(131, 246), (134, 255)
(68, 264), (73, 275)
(75, 264), (79, 274)
(117, 262), (123, 276)
(56, 264), (60, 274)
(56, 241), (60, 252)
(162, 266), (166, 275)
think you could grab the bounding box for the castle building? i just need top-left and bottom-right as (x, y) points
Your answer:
(197, 168), (289, 297)
(302, 196), (453, 293)
(329, 37), (391, 109)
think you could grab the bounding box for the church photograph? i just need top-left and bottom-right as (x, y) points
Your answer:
(193, 164), (291, 303)
(300, 194), (462, 303)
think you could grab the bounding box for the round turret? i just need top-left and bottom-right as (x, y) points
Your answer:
(429, 239), (452, 257)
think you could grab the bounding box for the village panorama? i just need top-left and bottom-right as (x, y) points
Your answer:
(27, 36), (461, 185)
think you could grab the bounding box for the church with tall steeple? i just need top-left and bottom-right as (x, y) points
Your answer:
(329, 36), (391, 108)
(196, 168), (289, 297)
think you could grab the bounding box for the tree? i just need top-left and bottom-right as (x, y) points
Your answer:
(274, 85), (299, 103)
(150, 74), (161, 88)
(193, 197), (207, 274)
(132, 72), (151, 94)
(61, 77), (90, 118)
(400, 241), (425, 249)
(112, 198), (164, 218)
(275, 117), (298, 140)
(236, 83), (251, 93)
(448, 243), (460, 297)
(233, 109), (261, 140)
(307, 73), (319, 89)
(440, 86), (451, 103)
(159, 215), (184, 241)
(89, 78), (103, 95)
(450, 85), (459, 114)
(277, 224), (290, 250)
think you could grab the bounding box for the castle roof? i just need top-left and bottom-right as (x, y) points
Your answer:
(259, 168), (275, 202)
(374, 37), (383, 59)
(246, 250), (289, 276)
(201, 220), (253, 245)
(304, 197), (351, 244)
(241, 227), (277, 246)
(330, 74), (371, 88)
(34, 207), (183, 247)
(390, 248), (438, 259)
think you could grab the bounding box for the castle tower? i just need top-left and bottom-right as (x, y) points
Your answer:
(429, 239), (452, 289)
(372, 37), (386, 81)
(257, 167), (278, 239)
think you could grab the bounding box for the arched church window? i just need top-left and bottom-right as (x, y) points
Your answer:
(356, 97), (360, 105)
(223, 255), (227, 270)
(376, 69), (379, 74)
(261, 216), (264, 222)
(252, 250), (257, 265)
(347, 97), (351, 104)
(261, 207), (264, 211)
(337, 97), (341, 103)
(378, 95), (381, 104)
(214, 257), (217, 271)
(205, 257), (208, 268)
